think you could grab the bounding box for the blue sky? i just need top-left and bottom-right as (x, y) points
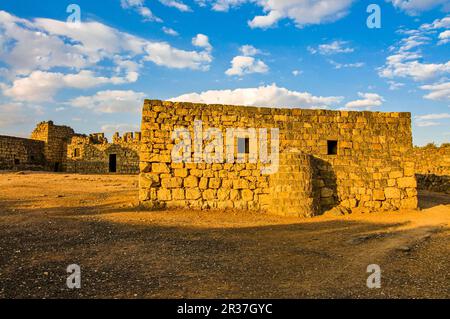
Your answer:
(0, 0), (449, 145)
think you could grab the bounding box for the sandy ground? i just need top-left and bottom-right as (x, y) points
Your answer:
(0, 172), (449, 299)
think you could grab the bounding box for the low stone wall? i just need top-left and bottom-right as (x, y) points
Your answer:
(413, 144), (450, 193)
(0, 135), (46, 170)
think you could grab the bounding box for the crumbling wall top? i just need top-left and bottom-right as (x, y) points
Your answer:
(113, 131), (141, 144)
(143, 99), (411, 119)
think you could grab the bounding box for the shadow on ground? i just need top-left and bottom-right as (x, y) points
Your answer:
(418, 190), (450, 209)
(0, 193), (449, 299)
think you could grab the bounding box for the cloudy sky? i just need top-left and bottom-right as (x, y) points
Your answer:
(0, 0), (449, 145)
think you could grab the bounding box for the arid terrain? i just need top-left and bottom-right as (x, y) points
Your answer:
(0, 172), (449, 299)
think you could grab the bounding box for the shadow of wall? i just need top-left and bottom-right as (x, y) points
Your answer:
(416, 174), (450, 194)
(311, 156), (338, 214)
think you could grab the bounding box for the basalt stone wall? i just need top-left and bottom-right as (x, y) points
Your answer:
(413, 144), (450, 194)
(268, 150), (319, 217)
(0, 135), (46, 170)
(31, 121), (75, 171)
(1, 122), (141, 175)
(139, 99), (418, 215)
(64, 133), (140, 174)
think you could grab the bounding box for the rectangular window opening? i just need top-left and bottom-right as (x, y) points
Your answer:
(237, 137), (250, 154)
(327, 140), (338, 155)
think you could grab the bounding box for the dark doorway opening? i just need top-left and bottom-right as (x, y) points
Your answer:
(109, 154), (117, 173)
(54, 162), (60, 172)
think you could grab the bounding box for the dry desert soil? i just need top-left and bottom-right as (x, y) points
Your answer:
(0, 172), (449, 298)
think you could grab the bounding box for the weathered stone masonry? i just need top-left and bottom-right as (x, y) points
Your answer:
(0, 135), (46, 170)
(31, 121), (75, 171)
(139, 100), (418, 216)
(0, 121), (140, 174)
(413, 144), (450, 194)
(64, 131), (140, 174)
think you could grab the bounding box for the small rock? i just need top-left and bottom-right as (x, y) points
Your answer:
(323, 206), (351, 217)
(397, 246), (411, 252)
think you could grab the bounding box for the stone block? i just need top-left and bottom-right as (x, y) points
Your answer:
(184, 176), (199, 188)
(385, 187), (401, 199)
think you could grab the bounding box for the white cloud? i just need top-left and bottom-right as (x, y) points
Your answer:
(209, 0), (247, 11)
(292, 69), (302, 76)
(0, 10), (212, 73)
(69, 90), (146, 113)
(120, 0), (162, 22)
(251, 0), (354, 28)
(0, 10), (213, 101)
(195, 0), (208, 7)
(420, 82), (450, 100)
(2, 70), (133, 102)
(225, 45), (268, 76)
(200, 1), (448, 29)
(379, 51), (450, 81)
(415, 120), (440, 127)
(388, 0), (449, 15)
(415, 113), (450, 127)
(0, 11), (89, 76)
(420, 16), (450, 30)
(399, 35), (431, 51)
(416, 113), (450, 120)
(169, 83), (344, 109)
(308, 40), (354, 55)
(438, 30), (450, 44)
(162, 26), (179, 36)
(225, 56), (269, 76)
(380, 15), (450, 99)
(328, 59), (364, 69)
(343, 92), (384, 110)
(240, 45), (261, 56)
(202, 0), (354, 28)
(387, 80), (406, 90)
(192, 34), (212, 51)
(0, 102), (44, 129)
(159, 0), (191, 12)
(144, 42), (212, 70)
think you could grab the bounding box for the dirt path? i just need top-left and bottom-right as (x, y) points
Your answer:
(0, 172), (449, 298)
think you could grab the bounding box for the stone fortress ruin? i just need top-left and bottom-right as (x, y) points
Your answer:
(139, 100), (419, 216)
(0, 121), (140, 174)
(0, 99), (448, 217)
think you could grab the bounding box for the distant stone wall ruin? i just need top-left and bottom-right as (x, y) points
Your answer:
(0, 135), (46, 170)
(0, 121), (140, 174)
(64, 132), (140, 174)
(31, 121), (75, 171)
(413, 144), (450, 194)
